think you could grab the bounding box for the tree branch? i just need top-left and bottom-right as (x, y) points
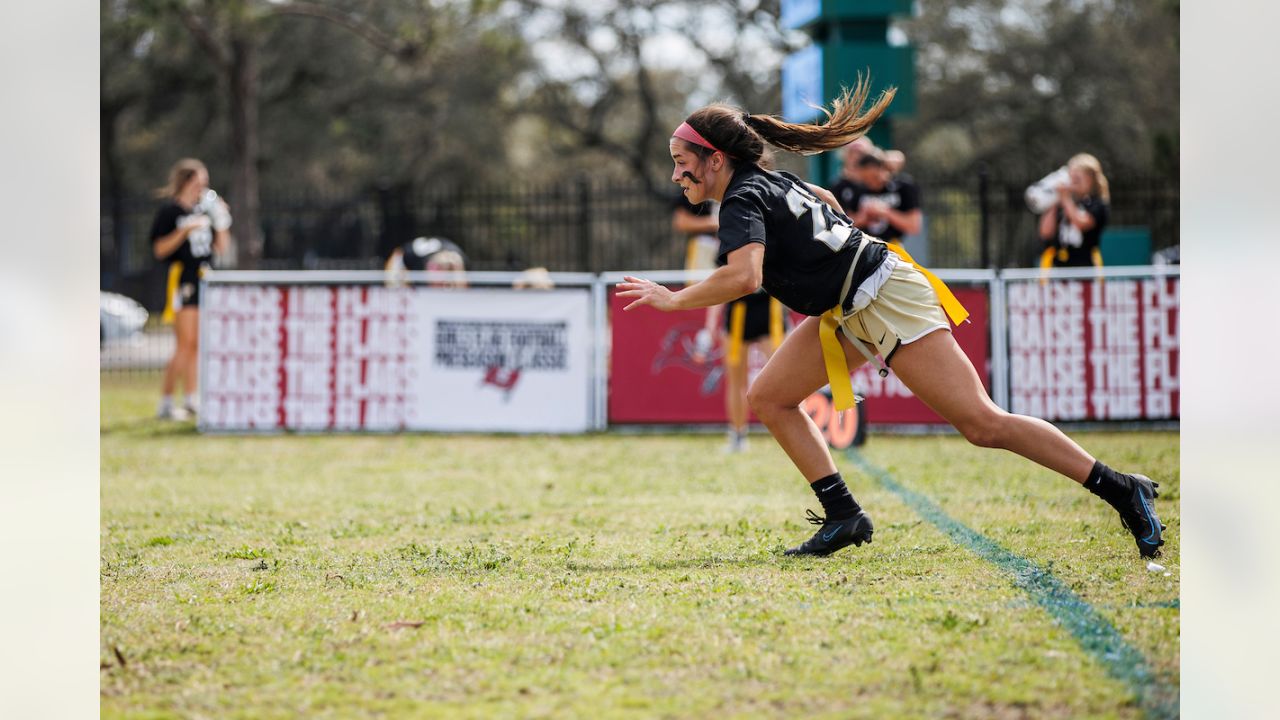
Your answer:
(177, 6), (230, 69)
(267, 1), (417, 60)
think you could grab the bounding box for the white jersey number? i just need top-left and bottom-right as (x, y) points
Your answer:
(785, 186), (852, 252)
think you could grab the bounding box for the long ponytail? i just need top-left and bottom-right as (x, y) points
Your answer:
(744, 77), (895, 156)
(679, 76), (895, 164)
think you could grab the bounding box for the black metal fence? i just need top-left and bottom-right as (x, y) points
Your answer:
(101, 172), (1178, 312)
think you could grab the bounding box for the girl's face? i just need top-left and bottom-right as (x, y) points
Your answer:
(670, 139), (714, 205)
(1068, 166), (1094, 197)
(178, 168), (209, 205)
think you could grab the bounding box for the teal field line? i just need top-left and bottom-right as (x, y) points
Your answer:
(847, 450), (1178, 720)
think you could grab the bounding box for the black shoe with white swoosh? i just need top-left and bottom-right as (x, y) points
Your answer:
(1113, 474), (1166, 558)
(784, 508), (874, 557)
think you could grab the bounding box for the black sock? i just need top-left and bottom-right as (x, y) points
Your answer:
(1084, 461), (1130, 507)
(811, 472), (862, 521)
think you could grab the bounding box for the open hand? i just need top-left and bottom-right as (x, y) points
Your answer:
(616, 276), (678, 312)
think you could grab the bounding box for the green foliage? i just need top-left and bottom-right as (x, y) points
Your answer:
(102, 0), (536, 198)
(898, 0), (1179, 177)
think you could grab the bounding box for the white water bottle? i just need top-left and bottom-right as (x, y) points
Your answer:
(1024, 166), (1069, 214)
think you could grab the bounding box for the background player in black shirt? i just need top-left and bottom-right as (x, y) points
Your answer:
(618, 80), (1164, 561)
(1038, 153), (1111, 268)
(840, 148), (922, 245)
(150, 158), (231, 420)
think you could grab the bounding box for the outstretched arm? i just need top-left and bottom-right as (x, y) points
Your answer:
(672, 206), (719, 235)
(805, 183), (846, 216)
(618, 244), (763, 312)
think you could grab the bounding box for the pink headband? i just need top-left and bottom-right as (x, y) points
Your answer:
(672, 122), (722, 154)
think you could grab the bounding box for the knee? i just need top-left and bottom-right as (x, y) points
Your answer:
(956, 411), (1010, 449)
(745, 384), (779, 420)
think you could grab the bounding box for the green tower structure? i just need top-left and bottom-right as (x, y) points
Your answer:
(780, 0), (916, 185)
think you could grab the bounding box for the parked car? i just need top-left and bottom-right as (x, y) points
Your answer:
(100, 291), (148, 344)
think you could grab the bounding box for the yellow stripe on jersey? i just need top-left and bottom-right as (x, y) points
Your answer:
(726, 300), (746, 368)
(769, 298), (784, 349)
(162, 261), (183, 324)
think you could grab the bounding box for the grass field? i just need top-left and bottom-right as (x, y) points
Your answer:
(101, 373), (1179, 719)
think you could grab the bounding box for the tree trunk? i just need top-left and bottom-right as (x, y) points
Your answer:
(229, 34), (261, 268)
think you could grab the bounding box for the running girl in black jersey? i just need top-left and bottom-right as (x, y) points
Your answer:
(150, 158), (232, 420)
(617, 80), (1164, 559)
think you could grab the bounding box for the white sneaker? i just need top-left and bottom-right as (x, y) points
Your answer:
(725, 430), (748, 454)
(156, 403), (190, 421)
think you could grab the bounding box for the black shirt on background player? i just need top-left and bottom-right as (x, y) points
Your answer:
(150, 200), (215, 306)
(715, 164), (888, 317)
(1049, 196), (1110, 267)
(830, 175), (920, 245)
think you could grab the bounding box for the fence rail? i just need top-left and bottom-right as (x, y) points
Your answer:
(101, 173), (1178, 311)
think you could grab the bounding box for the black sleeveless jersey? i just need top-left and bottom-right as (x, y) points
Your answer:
(715, 164), (888, 317)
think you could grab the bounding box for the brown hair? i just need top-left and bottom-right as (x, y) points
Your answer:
(1068, 153), (1110, 204)
(153, 158), (207, 199)
(680, 76), (895, 164)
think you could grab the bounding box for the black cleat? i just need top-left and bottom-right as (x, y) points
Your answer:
(1114, 474), (1165, 558)
(784, 509), (874, 557)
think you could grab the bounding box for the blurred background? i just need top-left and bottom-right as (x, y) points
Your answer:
(101, 0), (1178, 311)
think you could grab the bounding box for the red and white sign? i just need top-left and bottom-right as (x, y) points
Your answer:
(200, 285), (592, 432)
(608, 286), (990, 425)
(1006, 278), (1179, 421)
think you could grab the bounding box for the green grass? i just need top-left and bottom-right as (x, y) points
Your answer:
(101, 373), (1178, 719)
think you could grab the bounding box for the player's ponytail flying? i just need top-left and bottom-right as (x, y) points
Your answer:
(677, 75), (895, 163)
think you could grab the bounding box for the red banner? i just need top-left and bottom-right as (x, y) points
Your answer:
(608, 286), (990, 425)
(1006, 278), (1179, 421)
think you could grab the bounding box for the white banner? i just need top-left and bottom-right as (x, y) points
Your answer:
(1006, 276), (1179, 421)
(200, 285), (592, 433)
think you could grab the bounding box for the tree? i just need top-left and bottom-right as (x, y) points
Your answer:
(896, 0), (1179, 179)
(512, 0), (801, 196)
(155, 0), (429, 266)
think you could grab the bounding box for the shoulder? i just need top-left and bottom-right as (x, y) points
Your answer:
(722, 167), (773, 207)
(150, 202), (182, 238)
(153, 201), (182, 219)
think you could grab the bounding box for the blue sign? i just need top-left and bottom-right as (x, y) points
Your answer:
(781, 0), (822, 30)
(782, 45), (823, 123)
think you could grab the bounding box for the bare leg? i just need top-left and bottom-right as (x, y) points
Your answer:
(160, 338), (180, 398)
(889, 329), (1095, 483)
(747, 317), (867, 481)
(723, 333), (748, 434)
(174, 309), (199, 398)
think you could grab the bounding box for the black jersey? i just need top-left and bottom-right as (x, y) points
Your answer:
(716, 165), (888, 317)
(150, 200), (215, 286)
(1050, 196), (1109, 267)
(830, 177), (862, 218)
(724, 289), (783, 341)
(400, 236), (466, 270)
(835, 177), (920, 244)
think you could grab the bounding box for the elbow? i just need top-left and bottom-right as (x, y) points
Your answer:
(739, 268), (763, 295)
